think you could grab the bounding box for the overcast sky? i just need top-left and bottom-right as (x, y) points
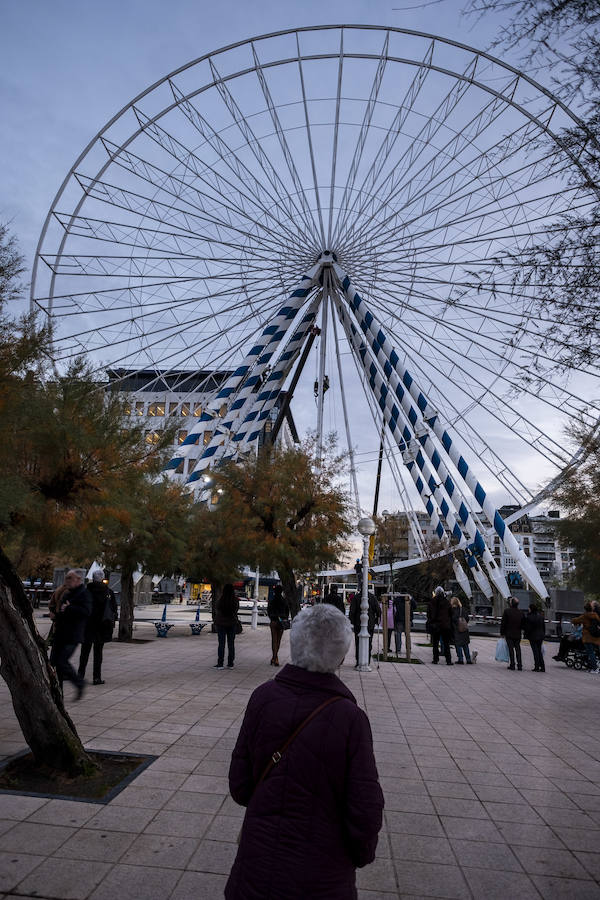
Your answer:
(6, 0), (573, 542)
(1, 0), (512, 269)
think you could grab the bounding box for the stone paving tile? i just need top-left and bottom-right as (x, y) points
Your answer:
(84, 804), (157, 833)
(530, 875), (600, 899)
(425, 781), (478, 801)
(439, 815), (503, 842)
(462, 866), (541, 898)
(169, 870), (228, 899)
(0, 796), (47, 821)
(389, 833), (455, 865)
(187, 838), (238, 874)
(15, 857), (112, 900)
(163, 790), (225, 815)
(87, 863), (181, 900)
(0, 821), (74, 855)
(385, 811), (445, 837)
(513, 844), (591, 879)
(496, 820), (566, 849)
(450, 838), (523, 871)
(432, 797), (489, 819)
(143, 809), (213, 838)
(483, 801), (544, 824)
(54, 827), (137, 862)
(120, 833), (197, 869)
(0, 853), (45, 894)
(555, 826), (600, 852)
(393, 861), (470, 899)
(109, 784), (176, 809)
(357, 857), (397, 893)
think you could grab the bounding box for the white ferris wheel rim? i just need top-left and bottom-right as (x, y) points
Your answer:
(30, 24), (600, 538)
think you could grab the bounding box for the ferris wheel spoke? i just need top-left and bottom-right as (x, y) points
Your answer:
(376, 269), (600, 374)
(49, 279), (284, 356)
(328, 30), (391, 246)
(373, 304), (574, 468)
(71, 172), (294, 262)
(360, 127), (566, 254)
(208, 55), (321, 247)
(132, 101), (311, 256)
(331, 38), (435, 248)
(338, 51), (481, 247)
(324, 29), (344, 248)
(103, 128), (310, 258)
(371, 282), (597, 420)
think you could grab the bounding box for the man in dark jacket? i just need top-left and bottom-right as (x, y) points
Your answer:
(324, 584), (345, 616)
(78, 571), (118, 685)
(50, 570), (91, 699)
(500, 596), (525, 671)
(427, 586), (453, 665)
(226, 604), (383, 900)
(349, 590), (379, 668)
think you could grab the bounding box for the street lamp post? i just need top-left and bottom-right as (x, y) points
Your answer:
(357, 517), (376, 671)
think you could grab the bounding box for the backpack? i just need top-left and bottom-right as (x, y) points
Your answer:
(589, 618), (600, 639)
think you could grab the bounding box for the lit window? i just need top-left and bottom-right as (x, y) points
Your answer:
(203, 430), (213, 445)
(178, 430), (188, 444)
(148, 402), (165, 417)
(135, 401), (145, 416)
(193, 403), (202, 417)
(219, 404), (227, 416)
(169, 401), (179, 416)
(175, 460), (184, 474)
(181, 403), (190, 417)
(145, 431), (160, 445)
(124, 403), (131, 415)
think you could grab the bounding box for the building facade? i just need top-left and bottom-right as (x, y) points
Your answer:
(107, 368), (299, 484)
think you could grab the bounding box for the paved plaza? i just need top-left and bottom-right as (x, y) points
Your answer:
(0, 617), (599, 899)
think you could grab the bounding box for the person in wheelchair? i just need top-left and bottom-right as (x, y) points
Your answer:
(553, 624), (583, 662)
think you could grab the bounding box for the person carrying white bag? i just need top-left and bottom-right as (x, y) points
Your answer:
(499, 597), (525, 671)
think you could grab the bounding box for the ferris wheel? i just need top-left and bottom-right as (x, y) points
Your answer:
(31, 25), (600, 600)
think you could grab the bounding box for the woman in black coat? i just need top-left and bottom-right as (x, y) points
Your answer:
(523, 602), (546, 672)
(267, 584), (289, 667)
(214, 583), (240, 670)
(226, 604), (383, 900)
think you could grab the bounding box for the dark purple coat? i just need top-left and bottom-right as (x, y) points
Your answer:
(226, 664), (384, 900)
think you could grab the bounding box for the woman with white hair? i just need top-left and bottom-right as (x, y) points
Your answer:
(226, 604), (384, 900)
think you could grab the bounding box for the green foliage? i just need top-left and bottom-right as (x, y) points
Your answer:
(552, 423), (600, 598)
(185, 501), (251, 590)
(212, 437), (352, 606)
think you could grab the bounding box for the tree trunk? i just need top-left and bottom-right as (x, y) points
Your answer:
(0, 544), (97, 775)
(118, 566), (134, 641)
(279, 568), (300, 618)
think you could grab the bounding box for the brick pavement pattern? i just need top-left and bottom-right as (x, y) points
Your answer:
(0, 621), (599, 899)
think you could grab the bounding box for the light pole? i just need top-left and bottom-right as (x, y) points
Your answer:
(357, 517), (376, 671)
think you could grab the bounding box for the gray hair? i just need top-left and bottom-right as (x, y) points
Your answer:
(290, 604), (352, 673)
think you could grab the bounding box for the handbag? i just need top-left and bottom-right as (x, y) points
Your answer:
(279, 617), (291, 630)
(457, 616), (468, 634)
(235, 620), (243, 634)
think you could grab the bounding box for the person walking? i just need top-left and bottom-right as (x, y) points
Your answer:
(572, 602), (600, 673)
(450, 596), (472, 664)
(267, 584), (289, 667)
(78, 571), (118, 685)
(427, 586), (453, 665)
(49, 570), (91, 699)
(349, 590), (379, 667)
(214, 584), (240, 670)
(500, 596), (524, 671)
(225, 604), (384, 900)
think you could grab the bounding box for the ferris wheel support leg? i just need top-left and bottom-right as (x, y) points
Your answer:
(331, 262), (547, 601)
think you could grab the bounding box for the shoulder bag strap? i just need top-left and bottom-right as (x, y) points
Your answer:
(255, 695), (344, 790)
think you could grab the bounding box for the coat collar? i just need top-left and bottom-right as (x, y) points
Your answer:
(274, 664), (357, 703)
